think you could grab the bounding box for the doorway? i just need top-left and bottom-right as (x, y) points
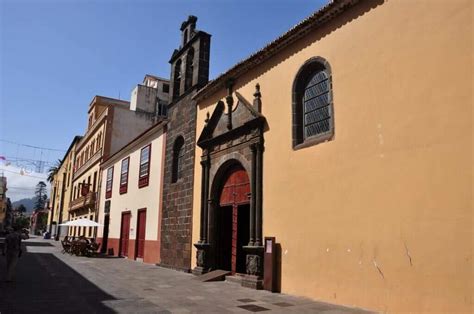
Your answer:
(119, 212), (131, 257)
(135, 209), (146, 259)
(101, 214), (110, 254)
(215, 164), (250, 274)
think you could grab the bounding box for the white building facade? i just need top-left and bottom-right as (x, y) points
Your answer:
(97, 122), (166, 264)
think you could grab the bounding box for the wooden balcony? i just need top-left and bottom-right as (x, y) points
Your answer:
(69, 192), (97, 212)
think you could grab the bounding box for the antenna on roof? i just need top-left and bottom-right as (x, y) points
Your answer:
(118, 91), (121, 100)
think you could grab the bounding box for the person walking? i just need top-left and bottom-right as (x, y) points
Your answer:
(3, 226), (22, 282)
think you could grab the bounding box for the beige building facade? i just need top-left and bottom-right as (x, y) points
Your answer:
(72, 74), (169, 241)
(191, 1), (472, 313)
(97, 122), (166, 264)
(47, 136), (81, 238)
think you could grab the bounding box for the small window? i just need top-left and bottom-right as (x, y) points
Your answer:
(171, 136), (184, 183)
(156, 100), (167, 117)
(106, 166), (113, 199)
(139, 144), (151, 188)
(292, 57), (334, 149)
(163, 84), (169, 93)
(119, 157), (129, 194)
(97, 132), (102, 149)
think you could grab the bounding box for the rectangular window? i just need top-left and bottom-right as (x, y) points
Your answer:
(106, 166), (113, 199)
(119, 157), (129, 194)
(138, 144), (151, 188)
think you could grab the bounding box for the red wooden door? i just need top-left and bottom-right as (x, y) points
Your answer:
(219, 165), (250, 274)
(120, 212), (131, 257)
(136, 210), (146, 259)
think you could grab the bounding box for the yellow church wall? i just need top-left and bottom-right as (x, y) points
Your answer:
(192, 0), (472, 313)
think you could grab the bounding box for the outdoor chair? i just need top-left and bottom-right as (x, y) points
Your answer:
(86, 241), (100, 257)
(61, 239), (72, 254)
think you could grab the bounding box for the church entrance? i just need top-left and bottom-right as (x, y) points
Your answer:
(216, 164), (250, 274)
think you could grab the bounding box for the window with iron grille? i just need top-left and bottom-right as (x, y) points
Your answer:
(106, 166), (113, 199)
(139, 144), (151, 188)
(119, 157), (129, 194)
(172, 136), (184, 183)
(292, 57), (334, 149)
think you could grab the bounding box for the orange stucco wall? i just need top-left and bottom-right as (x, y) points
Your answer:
(192, 1), (472, 313)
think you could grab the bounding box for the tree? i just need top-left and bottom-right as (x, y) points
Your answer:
(13, 216), (30, 230)
(47, 159), (62, 183)
(34, 181), (48, 211)
(17, 204), (27, 214)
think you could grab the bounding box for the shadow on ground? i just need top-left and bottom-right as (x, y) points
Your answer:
(0, 251), (116, 314)
(22, 242), (54, 247)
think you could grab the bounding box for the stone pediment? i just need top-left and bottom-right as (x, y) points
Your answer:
(197, 90), (265, 149)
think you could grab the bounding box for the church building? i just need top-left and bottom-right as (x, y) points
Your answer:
(191, 0), (472, 313)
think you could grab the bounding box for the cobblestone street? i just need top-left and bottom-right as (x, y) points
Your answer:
(0, 237), (373, 314)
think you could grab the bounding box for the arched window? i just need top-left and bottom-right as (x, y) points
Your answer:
(85, 146), (89, 161)
(292, 57), (334, 149)
(185, 48), (194, 91)
(97, 132), (102, 149)
(173, 59), (182, 100)
(183, 29), (188, 45)
(171, 136), (184, 183)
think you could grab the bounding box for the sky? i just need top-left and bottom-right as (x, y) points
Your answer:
(0, 0), (327, 201)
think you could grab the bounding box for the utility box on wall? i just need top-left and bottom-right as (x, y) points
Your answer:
(264, 236), (277, 292)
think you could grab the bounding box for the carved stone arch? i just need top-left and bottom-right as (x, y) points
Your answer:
(209, 153), (251, 193)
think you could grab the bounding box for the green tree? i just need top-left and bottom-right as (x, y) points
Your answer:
(13, 216), (30, 230)
(17, 204), (27, 214)
(34, 181), (48, 211)
(47, 159), (62, 183)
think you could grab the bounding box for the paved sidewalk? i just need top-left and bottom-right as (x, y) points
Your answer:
(0, 237), (374, 314)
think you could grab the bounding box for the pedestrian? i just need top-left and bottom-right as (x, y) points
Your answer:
(2, 226), (22, 282)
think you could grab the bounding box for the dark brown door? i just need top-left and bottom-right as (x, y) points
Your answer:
(218, 165), (250, 274)
(120, 212), (131, 257)
(135, 209), (146, 259)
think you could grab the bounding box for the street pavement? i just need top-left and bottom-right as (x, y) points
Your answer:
(0, 236), (374, 314)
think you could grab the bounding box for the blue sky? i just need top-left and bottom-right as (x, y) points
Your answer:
(0, 0), (326, 200)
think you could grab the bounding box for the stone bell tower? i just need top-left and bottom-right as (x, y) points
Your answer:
(159, 16), (211, 271)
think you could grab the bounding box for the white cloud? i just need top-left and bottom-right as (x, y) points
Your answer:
(0, 164), (50, 202)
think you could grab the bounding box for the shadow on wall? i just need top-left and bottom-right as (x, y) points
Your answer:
(0, 252), (116, 313)
(275, 242), (282, 293)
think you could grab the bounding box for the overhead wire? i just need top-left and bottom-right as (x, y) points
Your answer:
(0, 139), (66, 152)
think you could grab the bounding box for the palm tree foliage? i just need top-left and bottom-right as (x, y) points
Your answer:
(47, 159), (62, 183)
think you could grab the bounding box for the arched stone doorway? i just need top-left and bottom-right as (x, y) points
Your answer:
(193, 85), (266, 289)
(215, 164), (250, 274)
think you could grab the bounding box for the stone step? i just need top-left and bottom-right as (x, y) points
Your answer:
(194, 269), (231, 282)
(225, 275), (243, 285)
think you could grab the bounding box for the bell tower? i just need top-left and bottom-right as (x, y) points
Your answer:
(169, 15), (211, 102)
(160, 16), (211, 271)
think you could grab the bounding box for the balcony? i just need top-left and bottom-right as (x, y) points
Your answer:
(69, 192), (97, 212)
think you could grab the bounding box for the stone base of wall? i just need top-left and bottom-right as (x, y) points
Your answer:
(100, 237), (160, 264)
(105, 238), (120, 256)
(144, 240), (160, 264)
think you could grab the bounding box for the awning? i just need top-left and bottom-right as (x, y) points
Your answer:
(59, 218), (103, 227)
